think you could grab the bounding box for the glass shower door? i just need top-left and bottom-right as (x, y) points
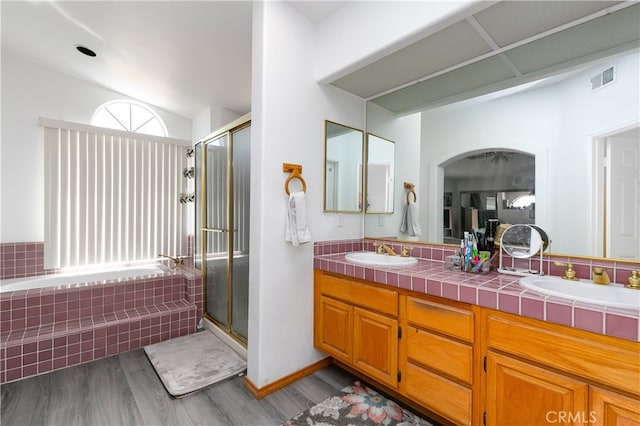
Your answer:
(204, 134), (229, 328)
(230, 126), (250, 340)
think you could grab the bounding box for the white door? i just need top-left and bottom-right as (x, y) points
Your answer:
(325, 161), (338, 210)
(607, 132), (640, 259)
(367, 163), (391, 212)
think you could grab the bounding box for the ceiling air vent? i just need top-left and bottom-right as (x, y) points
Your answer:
(590, 66), (615, 91)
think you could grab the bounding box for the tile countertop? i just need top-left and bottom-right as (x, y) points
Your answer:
(313, 253), (640, 343)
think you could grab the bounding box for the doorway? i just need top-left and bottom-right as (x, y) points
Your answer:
(194, 115), (251, 345)
(594, 124), (640, 259)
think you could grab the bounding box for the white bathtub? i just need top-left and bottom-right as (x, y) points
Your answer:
(0, 264), (166, 293)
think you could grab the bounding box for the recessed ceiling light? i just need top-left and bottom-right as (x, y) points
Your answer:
(75, 45), (96, 57)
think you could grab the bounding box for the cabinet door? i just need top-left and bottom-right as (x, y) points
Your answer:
(353, 307), (398, 388)
(486, 351), (588, 426)
(316, 296), (352, 363)
(590, 386), (640, 426)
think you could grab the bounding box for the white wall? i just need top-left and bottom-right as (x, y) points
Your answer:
(0, 53), (193, 243)
(192, 105), (242, 143)
(416, 51), (639, 256)
(248, 1), (365, 388)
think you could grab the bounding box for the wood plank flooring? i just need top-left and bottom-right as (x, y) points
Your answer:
(1, 349), (357, 426)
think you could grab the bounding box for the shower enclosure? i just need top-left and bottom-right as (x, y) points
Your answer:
(194, 114), (251, 344)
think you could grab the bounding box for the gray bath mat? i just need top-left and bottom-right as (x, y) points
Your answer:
(144, 331), (247, 397)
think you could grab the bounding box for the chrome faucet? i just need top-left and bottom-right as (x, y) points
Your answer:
(374, 243), (397, 256)
(159, 254), (184, 265)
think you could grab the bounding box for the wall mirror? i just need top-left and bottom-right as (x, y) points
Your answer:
(365, 134), (395, 213)
(364, 48), (640, 261)
(323, 120), (364, 213)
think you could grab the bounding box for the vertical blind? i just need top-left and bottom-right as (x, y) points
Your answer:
(42, 118), (190, 269)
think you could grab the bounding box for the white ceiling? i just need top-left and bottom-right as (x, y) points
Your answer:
(2, 1), (638, 121)
(0, 1), (344, 120)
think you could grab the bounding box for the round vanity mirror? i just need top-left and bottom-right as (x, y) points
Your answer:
(500, 224), (543, 259)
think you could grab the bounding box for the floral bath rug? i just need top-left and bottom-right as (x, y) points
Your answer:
(282, 381), (434, 426)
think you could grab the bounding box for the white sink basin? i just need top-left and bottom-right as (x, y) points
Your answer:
(519, 276), (640, 310)
(345, 252), (418, 267)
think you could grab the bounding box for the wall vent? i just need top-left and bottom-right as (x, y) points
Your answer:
(590, 66), (616, 91)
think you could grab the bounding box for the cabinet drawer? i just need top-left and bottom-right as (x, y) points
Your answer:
(406, 326), (472, 385)
(405, 362), (472, 426)
(319, 273), (398, 316)
(405, 296), (474, 342)
(485, 310), (640, 396)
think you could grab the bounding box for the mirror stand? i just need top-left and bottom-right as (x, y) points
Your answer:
(497, 224), (545, 277)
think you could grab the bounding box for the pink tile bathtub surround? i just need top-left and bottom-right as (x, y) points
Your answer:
(314, 239), (640, 342)
(0, 242), (57, 280)
(0, 265), (201, 384)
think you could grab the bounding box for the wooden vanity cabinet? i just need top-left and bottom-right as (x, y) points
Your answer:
(314, 270), (399, 388)
(400, 295), (477, 426)
(314, 269), (640, 426)
(482, 310), (640, 426)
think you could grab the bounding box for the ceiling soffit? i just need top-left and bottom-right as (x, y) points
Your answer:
(333, 1), (639, 115)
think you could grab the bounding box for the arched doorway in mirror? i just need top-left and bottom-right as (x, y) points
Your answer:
(441, 149), (535, 247)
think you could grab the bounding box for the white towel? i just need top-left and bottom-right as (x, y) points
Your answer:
(400, 201), (422, 237)
(285, 191), (311, 246)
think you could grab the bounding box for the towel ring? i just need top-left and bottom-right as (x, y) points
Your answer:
(283, 163), (307, 195)
(404, 181), (417, 204)
(285, 175), (307, 195)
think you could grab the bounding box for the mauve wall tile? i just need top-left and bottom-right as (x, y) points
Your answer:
(546, 302), (572, 326)
(604, 313), (638, 341)
(574, 308), (604, 334)
(498, 294), (519, 314)
(459, 286), (476, 304)
(426, 280), (442, 297)
(521, 298), (544, 320)
(412, 277), (426, 293)
(478, 289), (497, 309)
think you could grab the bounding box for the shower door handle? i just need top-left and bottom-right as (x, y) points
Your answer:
(202, 228), (229, 233)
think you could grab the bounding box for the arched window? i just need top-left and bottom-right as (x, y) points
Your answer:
(511, 194), (535, 209)
(91, 100), (167, 137)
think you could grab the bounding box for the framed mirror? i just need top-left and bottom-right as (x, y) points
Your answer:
(323, 121), (364, 213)
(365, 134), (395, 213)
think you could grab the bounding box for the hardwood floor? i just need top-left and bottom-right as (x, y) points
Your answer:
(1, 349), (357, 426)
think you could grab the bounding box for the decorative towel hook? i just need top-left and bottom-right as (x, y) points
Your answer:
(283, 163), (307, 195)
(404, 182), (417, 204)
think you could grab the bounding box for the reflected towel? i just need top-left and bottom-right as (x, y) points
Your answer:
(400, 201), (422, 237)
(285, 191), (312, 246)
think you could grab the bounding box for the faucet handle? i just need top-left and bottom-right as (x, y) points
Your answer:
(554, 261), (578, 281)
(626, 270), (640, 289)
(373, 243), (384, 254)
(401, 246), (413, 257)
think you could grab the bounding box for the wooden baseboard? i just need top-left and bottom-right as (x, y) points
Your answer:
(243, 357), (333, 399)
